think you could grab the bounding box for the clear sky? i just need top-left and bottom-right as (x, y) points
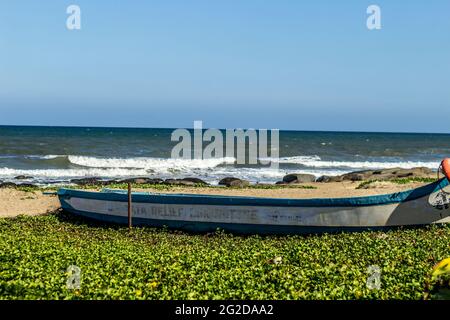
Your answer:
(1, 1), (449, 132)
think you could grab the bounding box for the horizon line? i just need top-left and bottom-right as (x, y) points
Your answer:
(0, 124), (449, 135)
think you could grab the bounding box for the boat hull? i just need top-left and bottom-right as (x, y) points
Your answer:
(58, 179), (450, 234)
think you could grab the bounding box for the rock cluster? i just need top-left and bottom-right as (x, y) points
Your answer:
(0, 167), (437, 189)
(218, 177), (250, 188)
(315, 167), (434, 183)
(276, 173), (316, 185)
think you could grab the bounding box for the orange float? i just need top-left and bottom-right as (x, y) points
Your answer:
(442, 158), (450, 180)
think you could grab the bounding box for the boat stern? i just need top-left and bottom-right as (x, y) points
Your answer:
(442, 158), (450, 182)
(57, 188), (76, 212)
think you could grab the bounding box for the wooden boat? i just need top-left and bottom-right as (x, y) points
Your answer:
(57, 159), (450, 235)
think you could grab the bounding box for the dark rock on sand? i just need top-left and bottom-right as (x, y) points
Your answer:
(317, 167), (434, 183)
(219, 177), (250, 188)
(14, 175), (33, 180)
(340, 167), (434, 181)
(163, 179), (195, 186)
(219, 177), (240, 186)
(119, 177), (163, 184)
(282, 173), (316, 184)
(17, 183), (37, 188)
(393, 167), (434, 178)
(69, 178), (122, 186)
(0, 182), (17, 188)
(100, 180), (120, 185)
(161, 178), (208, 186)
(179, 177), (209, 185)
(0, 181), (37, 189)
(70, 177), (103, 185)
(340, 172), (366, 181)
(255, 183), (274, 187)
(316, 175), (343, 183)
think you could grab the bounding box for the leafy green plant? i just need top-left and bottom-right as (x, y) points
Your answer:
(15, 182), (317, 193)
(1, 213), (449, 300)
(390, 177), (437, 184)
(356, 177), (437, 189)
(237, 184), (317, 190)
(424, 258), (450, 300)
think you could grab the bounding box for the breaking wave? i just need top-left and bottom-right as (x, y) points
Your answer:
(0, 154), (440, 184)
(266, 156), (440, 170)
(67, 155), (236, 170)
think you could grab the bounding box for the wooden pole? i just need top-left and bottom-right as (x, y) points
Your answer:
(128, 182), (132, 230)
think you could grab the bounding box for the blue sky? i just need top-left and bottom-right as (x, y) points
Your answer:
(1, 1), (449, 132)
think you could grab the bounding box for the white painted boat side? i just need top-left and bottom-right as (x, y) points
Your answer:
(63, 184), (450, 227)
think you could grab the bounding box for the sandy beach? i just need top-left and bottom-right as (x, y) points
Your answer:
(0, 189), (60, 218)
(0, 180), (430, 218)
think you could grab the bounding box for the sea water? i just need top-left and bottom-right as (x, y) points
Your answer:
(0, 126), (449, 185)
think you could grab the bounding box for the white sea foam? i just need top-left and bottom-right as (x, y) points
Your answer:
(67, 155), (236, 170)
(260, 155), (321, 163)
(9, 154), (441, 171)
(0, 166), (347, 184)
(0, 155), (65, 160)
(0, 154), (441, 184)
(25, 155), (63, 160)
(0, 167), (151, 179)
(270, 156), (440, 170)
(206, 167), (348, 183)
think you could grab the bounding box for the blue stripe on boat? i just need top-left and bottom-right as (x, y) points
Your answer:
(58, 178), (448, 208)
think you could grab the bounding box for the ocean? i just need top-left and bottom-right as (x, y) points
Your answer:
(0, 126), (449, 185)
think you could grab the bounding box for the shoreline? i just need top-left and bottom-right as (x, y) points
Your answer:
(0, 165), (437, 187)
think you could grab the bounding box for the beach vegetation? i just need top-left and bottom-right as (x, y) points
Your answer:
(356, 178), (437, 189)
(12, 183), (317, 193)
(1, 212), (449, 300)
